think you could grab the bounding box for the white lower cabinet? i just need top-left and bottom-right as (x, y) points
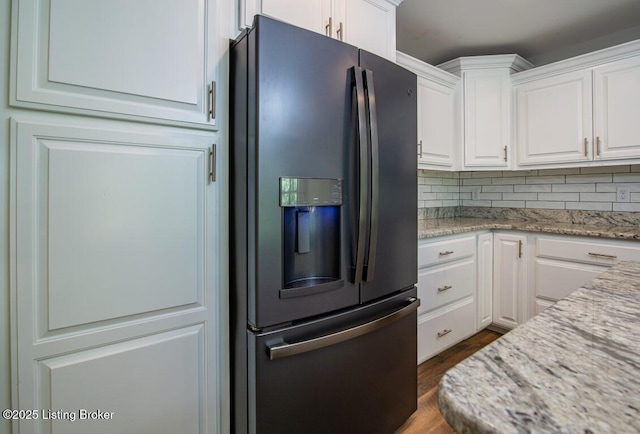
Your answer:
(11, 116), (223, 434)
(417, 232), (490, 363)
(533, 234), (640, 314)
(417, 298), (476, 363)
(417, 229), (640, 361)
(476, 232), (493, 330)
(492, 232), (528, 330)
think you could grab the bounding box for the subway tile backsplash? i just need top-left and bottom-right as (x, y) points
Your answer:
(418, 165), (640, 212)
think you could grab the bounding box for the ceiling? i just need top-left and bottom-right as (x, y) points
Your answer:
(396, 0), (640, 67)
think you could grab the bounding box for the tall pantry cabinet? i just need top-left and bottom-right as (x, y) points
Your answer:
(9, 1), (230, 433)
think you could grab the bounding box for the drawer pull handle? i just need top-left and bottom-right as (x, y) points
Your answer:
(437, 285), (452, 292)
(439, 250), (454, 256)
(437, 329), (452, 338)
(588, 252), (617, 259)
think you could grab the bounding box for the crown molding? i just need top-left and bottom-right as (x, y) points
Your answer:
(437, 54), (534, 76)
(396, 51), (459, 87)
(512, 39), (640, 85)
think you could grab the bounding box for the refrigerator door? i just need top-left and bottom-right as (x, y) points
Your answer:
(358, 51), (418, 303)
(247, 290), (419, 434)
(238, 16), (362, 328)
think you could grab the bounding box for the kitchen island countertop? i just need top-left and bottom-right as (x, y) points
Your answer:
(438, 260), (640, 433)
(418, 217), (640, 240)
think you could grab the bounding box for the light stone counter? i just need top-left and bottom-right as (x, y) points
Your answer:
(418, 217), (640, 241)
(438, 261), (640, 434)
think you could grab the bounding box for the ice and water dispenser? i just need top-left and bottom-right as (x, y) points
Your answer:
(280, 177), (344, 298)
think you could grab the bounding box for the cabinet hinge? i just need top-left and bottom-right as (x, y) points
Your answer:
(209, 144), (216, 183)
(208, 80), (216, 122)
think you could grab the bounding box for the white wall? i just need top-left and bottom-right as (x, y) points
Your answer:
(1, 0), (12, 432)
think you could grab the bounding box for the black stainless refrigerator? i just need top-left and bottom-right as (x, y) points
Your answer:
(230, 15), (418, 434)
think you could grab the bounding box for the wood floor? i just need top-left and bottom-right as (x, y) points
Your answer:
(394, 329), (502, 434)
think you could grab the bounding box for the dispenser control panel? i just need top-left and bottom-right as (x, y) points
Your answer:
(280, 177), (342, 207)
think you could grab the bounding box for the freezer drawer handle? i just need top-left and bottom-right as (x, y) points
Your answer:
(268, 297), (420, 360)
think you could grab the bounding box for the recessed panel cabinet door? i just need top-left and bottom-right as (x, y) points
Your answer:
(11, 117), (221, 434)
(593, 56), (640, 160)
(463, 69), (511, 168)
(261, 0), (330, 34)
(11, 0), (220, 127)
(492, 233), (527, 330)
(516, 70), (593, 165)
(417, 76), (455, 168)
(341, 0), (396, 60)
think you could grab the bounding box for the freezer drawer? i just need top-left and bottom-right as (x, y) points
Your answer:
(246, 292), (418, 434)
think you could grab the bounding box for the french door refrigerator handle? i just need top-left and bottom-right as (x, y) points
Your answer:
(352, 66), (368, 285)
(268, 297), (420, 360)
(363, 69), (379, 281)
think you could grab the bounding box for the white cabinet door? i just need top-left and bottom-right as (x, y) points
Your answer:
(261, 0), (330, 35)
(593, 56), (640, 160)
(339, 0), (396, 60)
(516, 70), (593, 165)
(417, 77), (456, 168)
(463, 69), (511, 168)
(476, 232), (493, 330)
(244, 0), (397, 60)
(11, 0), (221, 127)
(534, 259), (604, 301)
(11, 117), (222, 434)
(492, 233), (527, 330)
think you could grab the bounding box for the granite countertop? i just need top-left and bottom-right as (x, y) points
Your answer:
(438, 261), (640, 434)
(418, 217), (640, 241)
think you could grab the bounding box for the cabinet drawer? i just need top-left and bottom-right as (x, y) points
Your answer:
(417, 298), (475, 363)
(418, 235), (475, 268)
(536, 236), (640, 266)
(418, 259), (475, 313)
(535, 259), (604, 301)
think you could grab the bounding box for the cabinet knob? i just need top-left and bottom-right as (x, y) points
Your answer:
(439, 250), (454, 256)
(437, 285), (452, 292)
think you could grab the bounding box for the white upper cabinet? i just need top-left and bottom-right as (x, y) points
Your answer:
(242, 0), (399, 60)
(260, 0), (329, 34)
(439, 55), (533, 170)
(11, 0), (223, 128)
(593, 55), (640, 160)
(462, 69), (512, 168)
(340, 0), (397, 60)
(514, 40), (640, 168)
(416, 77), (457, 168)
(515, 70), (593, 165)
(398, 52), (460, 170)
